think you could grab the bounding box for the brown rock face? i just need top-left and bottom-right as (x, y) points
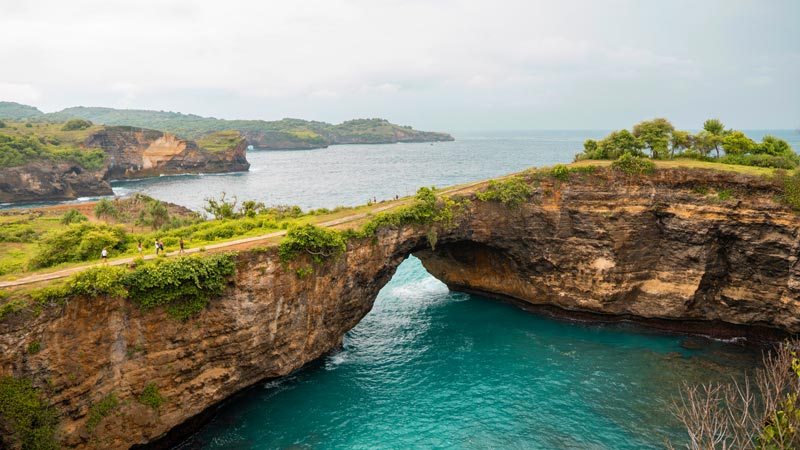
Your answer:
(0, 160), (112, 203)
(0, 127), (249, 204)
(85, 127), (250, 180)
(1, 168), (799, 449)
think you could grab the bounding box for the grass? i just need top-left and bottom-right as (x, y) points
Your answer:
(194, 130), (244, 152)
(0, 121), (104, 145)
(570, 158), (780, 177)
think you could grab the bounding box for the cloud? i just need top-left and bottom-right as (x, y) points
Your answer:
(0, 82), (42, 104)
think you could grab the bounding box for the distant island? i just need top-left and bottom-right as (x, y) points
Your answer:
(0, 101), (454, 150)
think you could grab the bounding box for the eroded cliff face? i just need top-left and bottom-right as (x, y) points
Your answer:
(0, 168), (798, 449)
(417, 169), (800, 334)
(0, 161), (111, 203)
(0, 127), (249, 204)
(85, 127), (249, 180)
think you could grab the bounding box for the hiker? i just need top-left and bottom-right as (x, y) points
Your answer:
(159, 240), (165, 255)
(155, 239), (160, 255)
(137, 241), (143, 257)
(179, 237), (185, 254)
(101, 247), (109, 265)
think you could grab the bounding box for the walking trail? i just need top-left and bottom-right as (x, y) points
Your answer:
(0, 181), (486, 289)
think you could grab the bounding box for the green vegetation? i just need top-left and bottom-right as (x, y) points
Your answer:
(476, 176), (534, 208)
(29, 222), (128, 269)
(86, 393), (119, 432)
(783, 170), (800, 210)
(195, 130), (244, 152)
(0, 376), (58, 450)
(279, 224), (347, 264)
(2, 252), (237, 323)
(122, 253), (237, 320)
(576, 118), (797, 170)
(138, 383), (166, 411)
(0, 101), (44, 120)
(27, 341), (41, 355)
(61, 119), (92, 131)
(611, 153), (656, 176)
(34, 106), (451, 146)
(0, 130), (106, 169)
(60, 209), (87, 225)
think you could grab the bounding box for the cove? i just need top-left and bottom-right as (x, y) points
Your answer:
(177, 257), (759, 449)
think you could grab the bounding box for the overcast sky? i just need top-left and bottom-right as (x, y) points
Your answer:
(1, 0), (798, 131)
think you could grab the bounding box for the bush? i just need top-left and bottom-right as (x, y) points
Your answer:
(121, 253), (236, 321)
(60, 209), (88, 225)
(278, 224), (346, 264)
(476, 176), (533, 208)
(0, 377), (58, 450)
(0, 222), (37, 243)
(783, 170), (800, 210)
(611, 153), (655, 176)
(61, 118), (92, 131)
(29, 222), (128, 269)
(138, 383), (166, 411)
(86, 393), (119, 432)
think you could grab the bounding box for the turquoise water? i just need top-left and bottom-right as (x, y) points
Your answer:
(176, 258), (758, 449)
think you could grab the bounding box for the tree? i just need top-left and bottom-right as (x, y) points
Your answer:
(702, 119), (726, 158)
(756, 135), (792, 156)
(94, 198), (119, 221)
(694, 131), (718, 158)
(722, 131), (756, 156)
(670, 130), (693, 158)
(598, 129), (643, 159)
(203, 192), (238, 219)
(147, 200), (169, 230)
(633, 118), (674, 159)
(60, 209), (88, 225)
(61, 119), (93, 131)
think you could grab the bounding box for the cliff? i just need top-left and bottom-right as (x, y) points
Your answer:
(0, 125), (249, 204)
(85, 127), (249, 180)
(1, 166), (799, 448)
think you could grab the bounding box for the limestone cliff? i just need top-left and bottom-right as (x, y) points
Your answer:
(0, 161), (110, 204)
(0, 167), (799, 449)
(0, 127), (249, 204)
(85, 127), (250, 180)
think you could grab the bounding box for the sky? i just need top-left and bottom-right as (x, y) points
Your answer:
(0, 0), (798, 131)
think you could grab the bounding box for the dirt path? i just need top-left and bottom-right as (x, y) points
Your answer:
(0, 180), (489, 289)
(0, 203), (402, 289)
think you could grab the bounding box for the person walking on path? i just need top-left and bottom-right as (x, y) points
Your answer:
(159, 240), (165, 255)
(179, 237), (185, 254)
(101, 247), (109, 265)
(155, 239), (160, 255)
(137, 241), (143, 257)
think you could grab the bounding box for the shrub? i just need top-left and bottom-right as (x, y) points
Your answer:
(611, 153), (655, 176)
(551, 164), (569, 181)
(29, 222), (128, 269)
(61, 118), (92, 131)
(0, 377), (58, 450)
(27, 341), (40, 355)
(60, 208), (88, 225)
(0, 297), (28, 322)
(86, 393), (119, 432)
(783, 170), (800, 210)
(68, 266), (128, 298)
(0, 222), (37, 243)
(476, 176), (533, 208)
(279, 224), (346, 264)
(121, 253), (236, 321)
(138, 383), (166, 411)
